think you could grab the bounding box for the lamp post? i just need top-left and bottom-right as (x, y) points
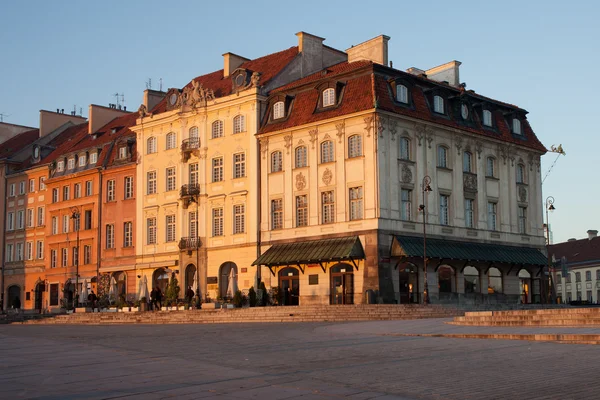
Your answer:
(70, 206), (80, 309)
(419, 175), (432, 305)
(545, 196), (555, 304)
(189, 189), (201, 308)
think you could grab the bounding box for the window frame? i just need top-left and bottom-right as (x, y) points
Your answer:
(233, 115), (245, 134)
(273, 101), (285, 119)
(166, 167), (176, 191)
(124, 176), (134, 199)
(516, 164), (526, 184)
(463, 151), (473, 173)
(165, 215), (176, 242)
(396, 84), (409, 104)
(437, 145), (448, 168)
(147, 171), (157, 195)
(347, 135), (362, 158)
(482, 109), (493, 127)
(433, 95), (444, 114)
(147, 217), (157, 245)
(271, 199), (283, 230)
(233, 204), (245, 234)
(271, 151), (283, 173)
(349, 187), (364, 221)
(233, 153), (246, 179)
(106, 180), (115, 202)
(512, 118), (522, 135)
(320, 141), (334, 164)
(399, 137), (410, 160)
(322, 88), (336, 107)
(465, 198), (475, 229)
(123, 221), (133, 247)
(212, 157), (224, 182)
(439, 194), (450, 226)
(212, 208), (224, 237)
(321, 191), (335, 224)
(146, 137), (157, 154)
(295, 146), (308, 168)
(486, 157), (496, 178)
(296, 195), (308, 227)
(166, 132), (177, 150)
(487, 201), (498, 231)
(211, 120), (224, 139)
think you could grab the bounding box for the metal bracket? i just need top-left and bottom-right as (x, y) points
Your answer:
(349, 257), (359, 271)
(506, 263), (515, 276)
(268, 266), (276, 277)
(460, 261), (470, 273)
(319, 262), (326, 273)
(297, 263), (305, 274)
(484, 262), (493, 275)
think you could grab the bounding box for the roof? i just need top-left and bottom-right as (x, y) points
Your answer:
(549, 236), (600, 268)
(151, 46), (300, 114)
(0, 128), (39, 160)
(252, 236), (365, 267)
(391, 235), (548, 266)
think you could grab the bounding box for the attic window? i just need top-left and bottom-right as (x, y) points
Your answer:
(483, 110), (493, 127)
(396, 85), (408, 104)
(90, 152), (98, 164)
(323, 88), (335, 107)
(273, 101), (285, 119)
(119, 147), (128, 159)
(433, 95), (444, 114)
(79, 155), (86, 167)
(67, 158), (75, 170)
(57, 160), (64, 172)
(513, 118), (522, 135)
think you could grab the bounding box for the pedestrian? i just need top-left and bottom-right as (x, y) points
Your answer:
(13, 296), (21, 314)
(88, 290), (98, 312)
(186, 286), (195, 308)
(155, 287), (163, 309)
(150, 287), (157, 311)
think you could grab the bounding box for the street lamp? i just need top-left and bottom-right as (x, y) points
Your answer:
(545, 196), (555, 304)
(70, 206), (80, 309)
(419, 175), (433, 305)
(189, 190), (201, 308)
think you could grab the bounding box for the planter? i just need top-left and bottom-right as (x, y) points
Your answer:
(161, 307), (167, 311)
(202, 303), (217, 309)
(139, 302), (148, 312)
(178, 306), (186, 311)
(226, 304), (235, 309)
(130, 307), (139, 312)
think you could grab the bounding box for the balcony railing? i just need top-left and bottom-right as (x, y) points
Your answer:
(180, 184), (200, 209)
(179, 236), (201, 250)
(181, 138), (200, 162)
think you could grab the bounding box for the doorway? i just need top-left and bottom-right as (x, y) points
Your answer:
(35, 282), (45, 311)
(398, 263), (417, 303)
(278, 267), (299, 306)
(519, 269), (531, 304)
(7, 285), (20, 310)
(330, 264), (354, 305)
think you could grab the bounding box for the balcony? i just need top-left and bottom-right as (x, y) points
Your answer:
(179, 184), (200, 208)
(179, 236), (201, 251)
(181, 138), (200, 162)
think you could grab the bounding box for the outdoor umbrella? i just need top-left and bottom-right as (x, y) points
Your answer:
(192, 271), (198, 296)
(79, 279), (88, 305)
(109, 277), (117, 301)
(138, 276), (149, 301)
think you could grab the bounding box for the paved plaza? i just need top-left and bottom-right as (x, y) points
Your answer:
(1, 319), (599, 399)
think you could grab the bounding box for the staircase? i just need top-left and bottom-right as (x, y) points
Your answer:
(450, 307), (600, 327)
(16, 304), (461, 325)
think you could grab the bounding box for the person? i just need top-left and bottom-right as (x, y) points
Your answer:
(12, 296), (21, 314)
(155, 287), (163, 310)
(88, 290), (98, 312)
(150, 287), (157, 311)
(186, 286), (195, 309)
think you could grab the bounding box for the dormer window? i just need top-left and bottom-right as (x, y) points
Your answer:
(396, 85), (408, 104)
(512, 118), (522, 135)
(67, 158), (75, 170)
(79, 154), (86, 167)
(119, 146), (128, 159)
(90, 152), (98, 164)
(433, 95), (444, 114)
(323, 88), (335, 107)
(57, 160), (64, 172)
(483, 110), (493, 127)
(273, 101), (285, 119)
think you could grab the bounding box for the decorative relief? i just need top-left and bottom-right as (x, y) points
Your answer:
(138, 104), (149, 118)
(284, 135), (292, 154)
(455, 137), (464, 155)
(322, 168), (333, 185)
(426, 135), (434, 149)
(199, 147), (208, 159)
(415, 123), (432, 147)
(527, 153), (534, 171)
(323, 133), (331, 141)
(498, 144), (509, 165)
(389, 121), (398, 141)
(297, 139), (305, 146)
(463, 174), (478, 192)
(363, 116), (374, 137)
(336, 122), (345, 143)
(251, 72), (261, 88)
(167, 81), (216, 111)
(260, 138), (269, 159)
(295, 173), (307, 191)
(401, 164), (412, 184)
(475, 141), (483, 159)
(518, 185), (527, 203)
(309, 128), (318, 148)
(375, 114), (385, 138)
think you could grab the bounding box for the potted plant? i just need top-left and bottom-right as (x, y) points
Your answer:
(248, 287), (257, 307)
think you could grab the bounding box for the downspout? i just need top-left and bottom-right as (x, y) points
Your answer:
(256, 100), (263, 288)
(1, 165), (7, 311)
(96, 167), (102, 291)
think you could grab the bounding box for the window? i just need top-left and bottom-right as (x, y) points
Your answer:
(29, 179), (35, 193)
(73, 246), (79, 266)
(61, 248), (68, 267)
(348, 135), (362, 158)
(26, 209), (33, 228)
(212, 208), (224, 236)
(56, 161), (64, 172)
(212, 157), (223, 182)
(189, 163), (199, 186)
(5, 244), (13, 262)
(189, 211), (197, 237)
(273, 101), (285, 119)
(401, 189), (412, 221)
(166, 215), (176, 242)
(19, 181), (25, 195)
(576, 272), (581, 282)
(271, 151), (283, 173)
(6, 212), (14, 231)
(397, 84), (408, 104)
(63, 186), (70, 201)
(166, 132), (176, 150)
(566, 273), (572, 283)
(8, 183), (15, 197)
(516, 164), (526, 184)
(52, 188), (59, 203)
(118, 146), (128, 159)
(61, 215), (70, 233)
(166, 167), (176, 191)
(90, 152), (97, 164)
(189, 126), (199, 143)
(233, 204), (245, 234)
(349, 187), (363, 220)
(437, 146), (448, 168)
(518, 206), (527, 234)
(67, 158), (75, 170)
(233, 115), (245, 133)
(486, 157), (495, 178)
(296, 195), (308, 227)
(211, 120), (224, 139)
(488, 267), (503, 294)
(440, 195), (450, 226)
(84, 245), (91, 265)
(512, 118), (521, 135)
(271, 199), (283, 230)
(51, 250), (57, 268)
(233, 153), (246, 178)
(123, 222), (133, 247)
(433, 95), (444, 114)
(26, 242), (33, 260)
(106, 180), (115, 201)
(463, 152), (473, 173)
(124, 176), (133, 199)
(487, 202), (497, 231)
(399, 137), (410, 160)
(74, 183), (81, 199)
(323, 88), (335, 107)
(586, 271), (592, 281)
(39, 177), (46, 190)
(79, 155), (86, 166)
(483, 110), (493, 127)
(147, 137), (157, 154)
(597, 270), (600, 281)
(147, 171), (157, 194)
(51, 217), (58, 235)
(465, 199), (474, 228)
(295, 146), (307, 168)
(37, 207), (44, 226)
(556, 274), (562, 284)
(16, 243), (23, 261)
(84, 210), (92, 230)
(73, 213), (80, 231)
(147, 218), (157, 244)
(321, 191), (335, 224)
(85, 180), (93, 196)
(320, 141), (334, 163)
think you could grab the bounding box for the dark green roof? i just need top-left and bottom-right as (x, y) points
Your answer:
(252, 236), (365, 267)
(391, 236), (547, 266)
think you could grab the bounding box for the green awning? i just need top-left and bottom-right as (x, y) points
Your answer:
(391, 235), (547, 266)
(252, 236), (365, 267)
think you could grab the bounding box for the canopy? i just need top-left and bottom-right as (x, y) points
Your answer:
(138, 275), (149, 301)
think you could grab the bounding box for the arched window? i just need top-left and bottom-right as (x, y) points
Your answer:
(433, 95), (444, 114)
(271, 151), (283, 173)
(147, 137), (157, 154)
(233, 115), (245, 134)
(516, 164), (526, 184)
(463, 151), (473, 173)
(486, 157), (495, 178)
(153, 268), (170, 295)
(185, 264), (197, 292)
(512, 118), (521, 134)
(437, 145), (448, 168)
(323, 88), (335, 107)
(396, 84), (408, 104)
(488, 267), (503, 294)
(464, 266), (479, 294)
(348, 135), (362, 158)
(320, 141), (334, 163)
(211, 120), (224, 139)
(273, 101), (285, 119)
(219, 262), (238, 299)
(166, 132), (176, 150)
(399, 137), (410, 160)
(295, 146), (307, 168)
(482, 110), (493, 127)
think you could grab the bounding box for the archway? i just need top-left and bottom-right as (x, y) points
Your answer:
(7, 285), (20, 310)
(330, 263), (354, 305)
(437, 265), (456, 300)
(488, 267), (503, 294)
(152, 268), (169, 295)
(464, 266), (480, 294)
(518, 269), (531, 303)
(113, 272), (127, 299)
(278, 267), (300, 306)
(219, 262), (238, 299)
(64, 279), (74, 308)
(185, 264), (197, 293)
(398, 263), (418, 303)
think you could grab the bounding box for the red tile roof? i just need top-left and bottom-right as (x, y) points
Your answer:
(549, 237), (600, 268)
(0, 128), (39, 160)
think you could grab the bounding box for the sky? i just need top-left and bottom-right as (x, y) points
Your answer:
(0, 0), (597, 243)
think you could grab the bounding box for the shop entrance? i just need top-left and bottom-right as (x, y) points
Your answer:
(278, 267), (299, 306)
(330, 263), (354, 305)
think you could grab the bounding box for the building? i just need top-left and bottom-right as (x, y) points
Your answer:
(550, 230), (600, 303)
(0, 122), (36, 145)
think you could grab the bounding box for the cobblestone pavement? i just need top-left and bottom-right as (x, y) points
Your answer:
(1, 319), (599, 400)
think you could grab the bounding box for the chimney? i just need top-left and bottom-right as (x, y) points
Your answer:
(346, 35), (390, 66)
(425, 61), (462, 87)
(39, 110), (86, 137)
(296, 32), (325, 77)
(143, 89), (166, 112)
(223, 52), (249, 78)
(88, 104), (129, 135)
(407, 67), (427, 77)
(588, 230), (598, 240)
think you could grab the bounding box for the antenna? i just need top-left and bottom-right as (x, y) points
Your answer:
(159, 78), (163, 92)
(0, 113), (10, 122)
(72, 105), (77, 116)
(113, 93), (125, 110)
(145, 78), (152, 90)
(79, 107), (83, 116)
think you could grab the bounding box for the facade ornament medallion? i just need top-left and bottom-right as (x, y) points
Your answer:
(295, 173), (307, 191)
(309, 128), (318, 148)
(401, 164), (412, 184)
(260, 138), (269, 159)
(455, 137), (464, 155)
(475, 141), (483, 159)
(322, 168), (333, 186)
(463, 173), (478, 192)
(389, 120), (398, 141)
(335, 122), (345, 143)
(518, 185), (527, 203)
(426, 135), (434, 149)
(284, 134), (292, 154)
(498, 144), (508, 165)
(363, 116), (374, 137)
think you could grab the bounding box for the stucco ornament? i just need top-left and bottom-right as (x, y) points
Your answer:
(363, 116), (374, 137)
(463, 174), (478, 192)
(251, 72), (261, 87)
(309, 128), (318, 148)
(518, 185), (527, 203)
(401, 164), (412, 184)
(336, 122), (345, 143)
(295, 173), (307, 191)
(260, 138), (268, 159)
(138, 104), (148, 118)
(284, 135), (292, 153)
(322, 168), (333, 185)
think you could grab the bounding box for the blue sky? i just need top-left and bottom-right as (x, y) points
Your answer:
(0, 0), (597, 243)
